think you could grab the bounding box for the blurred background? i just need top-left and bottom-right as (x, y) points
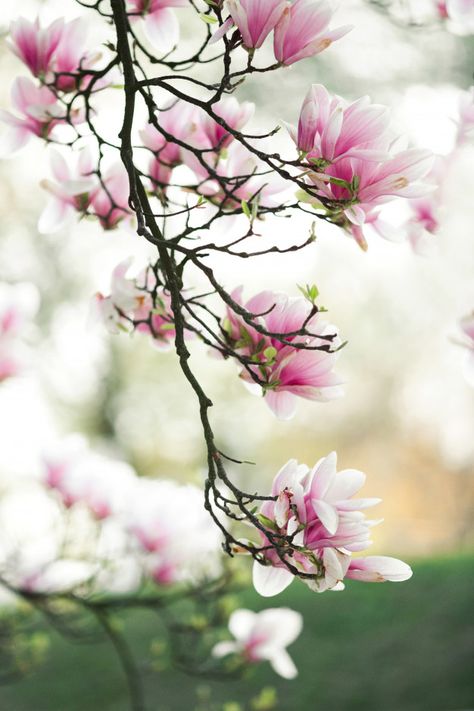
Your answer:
(0, 0), (473, 709)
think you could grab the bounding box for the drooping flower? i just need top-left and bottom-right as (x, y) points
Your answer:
(38, 148), (97, 233)
(252, 453), (412, 597)
(224, 288), (343, 419)
(274, 0), (352, 66)
(126, 0), (188, 54)
(213, 607), (302, 678)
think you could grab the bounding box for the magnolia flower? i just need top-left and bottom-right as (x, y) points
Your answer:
(213, 608), (302, 678)
(126, 0), (188, 54)
(95, 258), (176, 347)
(224, 288), (343, 419)
(0, 77), (77, 155)
(194, 97), (255, 152)
(252, 453), (412, 597)
(0, 282), (39, 382)
(226, 0), (289, 49)
(126, 478), (222, 585)
(294, 84), (390, 162)
(38, 148), (97, 233)
(274, 0), (352, 66)
(43, 437), (135, 518)
(88, 163), (132, 230)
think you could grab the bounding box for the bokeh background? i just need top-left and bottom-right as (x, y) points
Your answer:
(0, 0), (473, 709)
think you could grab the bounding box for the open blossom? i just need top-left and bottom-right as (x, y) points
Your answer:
(274, 0), (352, 66)
(213, 608), (302, 679)
(126, 0), (188, 53)
(95, 258), (177, 347)
(125, 479), (222, 585)
(224, 288), (343, 419)
(0, 282), (39, 382)
(193, 97), (255, 152)
(38, 149), (96, 233)
(0, 77), (81, 155)
(252, 453), (412, 597)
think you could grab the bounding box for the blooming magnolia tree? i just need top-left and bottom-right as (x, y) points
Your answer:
(0, 0), (473, 709)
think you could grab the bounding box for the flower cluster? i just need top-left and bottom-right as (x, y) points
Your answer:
(213, 607), (302, 679)
(252, 453), (412, 596)
(212, 0), (352, 66)
(0, 282), (38, 383)
(95, 258), (176, 347)
(42, 436), (222, 588)
(293, 84), (433, 249)
(223, 288), (343, 419)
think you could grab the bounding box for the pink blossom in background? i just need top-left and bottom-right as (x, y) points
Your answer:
(274, 0), (352, 66)
(38, 148), (97, 233)
(95, 259), (177, 347)
(213, 608), (302, 678)
(224, 288), (343, 419)
(252, 453), (412, 596)
(0, 77), (81, 156)
(88, 163), (132, 230)
(126, 0), (188, 54)
(43, 437), (135, 518)
(125, 479), (222, 585)
(0, 282), (39, 382)
(226, 0), (289, 49)
(194, 97), (255, 152)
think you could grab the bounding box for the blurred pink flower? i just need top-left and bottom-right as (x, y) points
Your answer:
(88, 163), (132, 230)
(213, 607), (302, 678)
(0, 77), (81, 155)
(194, 97), (255, 152)
(225, 288), (343, 419)
(38, 148), (96, 233)
(252, 453), (412, 596)
(274, 0), (352, 66)
(127, 0), (188, 53)
(0, 282), (38, 382)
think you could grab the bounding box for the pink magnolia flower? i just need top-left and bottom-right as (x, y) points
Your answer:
(126, 0), (188, 53)
(38, 148), (97, 233)
(0, 282), (39, 382)
(294, 84), (390, 162)
(224, 288), (343, 419)
(0, 77), (80, 155)
(226, 0), (289, 49)
(213, 607), (302, 678)
(274, 0), (352, 66)
(95, 258), (177, 347)
(8, 17), (99, 93)
(194, 97), (255, 152)
(43, 437), (135, 518)
(126, 479), (222, 585)
(88, 163), (133, 230)
(252, 453), (412, 596)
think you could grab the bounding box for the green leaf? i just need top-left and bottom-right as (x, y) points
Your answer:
(256, 514), (279, 532)
(198, 13), (217, 23)
(241, 199), (251, 219)
(263, 346), (277, 361)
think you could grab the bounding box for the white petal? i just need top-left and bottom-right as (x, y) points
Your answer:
(212, 640), (239, 658)
(270, 649), (298, 679)
(311, 499), (339, 535)
(252, 561), (294, 597)
(228, 609), (256, 641)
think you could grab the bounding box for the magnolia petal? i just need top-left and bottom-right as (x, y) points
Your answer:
(265, 390), (297, 420)
(144, 8), (180, 54)
(228, 608), (257, 641)
(312, 498), (339, 535)
(212, 640), (239, 658)
(270, 649), (298, 679)
(253, 561), (294, 597)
